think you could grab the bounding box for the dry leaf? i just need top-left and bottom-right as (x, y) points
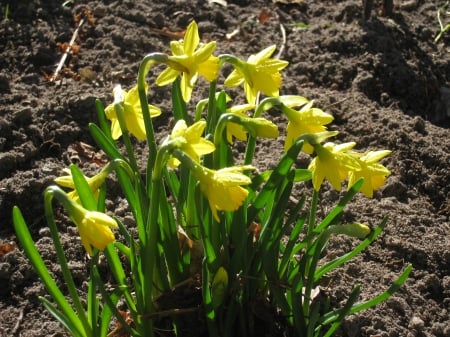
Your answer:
(0, 242), (17, 257)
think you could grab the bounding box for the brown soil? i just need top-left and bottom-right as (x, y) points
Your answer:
(0, 1), (449, 336)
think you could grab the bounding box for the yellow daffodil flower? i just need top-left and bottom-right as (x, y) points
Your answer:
(224, 45), (288, 105)
(348, 150), (392, 197)
(167, 119), (215, 168)
(69, 202), (118, 255)
(283, 100), (334, 154)
(308, 142), (361, 191)
(155, 21), (219, 102)
(54, 168), (108, 204)
(195, 165), (254, 221)
(104, 84), (161, 140)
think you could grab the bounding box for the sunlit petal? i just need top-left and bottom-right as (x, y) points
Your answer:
(224, 69), (244, 87)
(156, 67), (180, 86)
(194, 42), (217, 63)
(249, 45), (277, 64)
(184, 21), (200, 55)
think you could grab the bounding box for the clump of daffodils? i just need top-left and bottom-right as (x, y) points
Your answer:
(13, 19), (410, 337)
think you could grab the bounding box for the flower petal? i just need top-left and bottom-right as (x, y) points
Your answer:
(224, 69), (244, 87)
(184, 21), (199, 55)
(194, 42), (217, 64)
(156, 67), (180, 86)
(248, 45), (276, 64)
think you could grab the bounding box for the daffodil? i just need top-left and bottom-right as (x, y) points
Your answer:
(308, 142), (361, 191)
(69, 201), (118, 255)
(283, 100), (334, 154)
(104, 84), (161, 140)
(155, 21), (219, 102)
(195, 165), (254, 221)
(54, 167), (108, 204)
(224, 45), (288, 105)
(167, 119), (215, 168)
(348, 150), (392, 197)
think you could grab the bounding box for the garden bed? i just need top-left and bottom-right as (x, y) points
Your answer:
(0, 1), (449, 336)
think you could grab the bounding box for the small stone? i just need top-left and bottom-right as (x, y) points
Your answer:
(408, 316), (424, 330)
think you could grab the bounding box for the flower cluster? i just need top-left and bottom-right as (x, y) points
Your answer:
(13, 19), (407, 337)
(66, 19), (389, 255)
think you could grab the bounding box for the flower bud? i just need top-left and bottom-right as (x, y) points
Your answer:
(242, 117), (279, 138)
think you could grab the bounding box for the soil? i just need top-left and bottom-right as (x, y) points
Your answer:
(0, 0), (449, 336)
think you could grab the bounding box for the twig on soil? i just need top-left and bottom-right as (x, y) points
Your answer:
(50, 17), (85, 82)
(324, 96), (350, 109)
(11, 308), (23, 335)
(148, 27), (186, 40)
(276, 23), (286, 59)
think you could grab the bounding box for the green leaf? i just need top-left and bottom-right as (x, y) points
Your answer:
(12, 206), (85, 337)
(40, 297), (85, 337)
(95, 98), (112, 139)
(314, 178), (364, 233)
(158, 185), (187, 284)
(93, 266), (137, 337)
(248, 138), (304, 223)
(88, 267), (100, 336)
(211, 267), (229, 309)
(314, 218), (387, 282)
(294, 169), (312, 182)
(91, 124), (140, 219)
(96, 184), (107, 212)
(70, 164), (97, 211)
(321, 285), (361, 337)
(103, 245), (137, 313)
(89, 123), (125, 160)
(260, 174), (295, 278)
(172, 76), (189, 122)
(279, 210), (307, 278)
(320, 264), (412, 325)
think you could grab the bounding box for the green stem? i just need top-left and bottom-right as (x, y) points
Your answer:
(213, 113), (234, 168)
(301, 189), (319, 318)
(308, 190), (319, 239)
(244, 97), (280, 164)
(138, 143), (172, 336)
(205, 80), (217, 135)
(137, 53), (168, 193)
